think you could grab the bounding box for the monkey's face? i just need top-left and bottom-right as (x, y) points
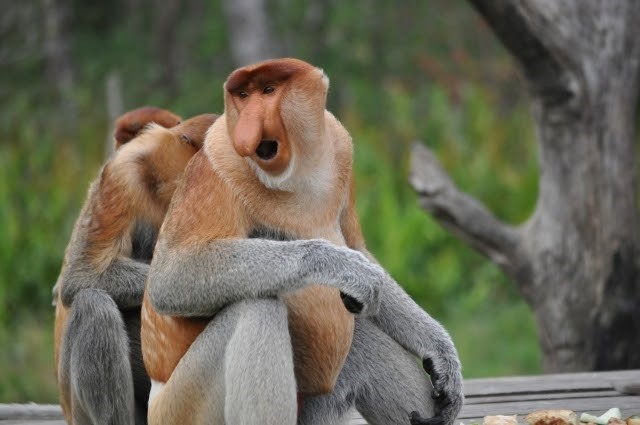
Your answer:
(224, 58), (329, 184)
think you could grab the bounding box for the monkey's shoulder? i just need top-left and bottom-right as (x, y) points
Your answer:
(162, 152), (251, 243)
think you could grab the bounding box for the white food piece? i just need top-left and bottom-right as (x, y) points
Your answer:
(484, 415), (519, 425)
(525, 409), (579, 425)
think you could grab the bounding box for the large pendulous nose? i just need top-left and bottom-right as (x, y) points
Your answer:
(233, 100), (264, 157)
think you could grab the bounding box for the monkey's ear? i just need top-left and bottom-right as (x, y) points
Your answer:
(114, 123), (143, 147)
(180, 134), (194, 147)
(170, 113), (219, 150)
(113, 106), (182, 149)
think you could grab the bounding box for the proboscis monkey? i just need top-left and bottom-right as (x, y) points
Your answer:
(141, 58), (463, 425)
(54, 109), (219, 425)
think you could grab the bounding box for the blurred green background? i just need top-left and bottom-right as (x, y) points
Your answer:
(0, 0), (541, 402)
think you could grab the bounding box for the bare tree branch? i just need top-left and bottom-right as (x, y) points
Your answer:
(468, 0), (583, 113)
(41, 0), (76, 128)
(412, 0), (640, 371)
(104, 71), (123, 159)
(222, 0), (282, 67)
(408, 142), (523, 275)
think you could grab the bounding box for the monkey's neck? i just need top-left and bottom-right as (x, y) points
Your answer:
(268, 132), (336, 194)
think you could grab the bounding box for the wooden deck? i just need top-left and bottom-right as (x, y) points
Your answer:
(2, 370), (639, 424)
(458, 369), (640, 424)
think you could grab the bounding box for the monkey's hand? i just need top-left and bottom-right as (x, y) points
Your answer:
(301, 240), (384, 316)
(366, 271), (463, 425)
(409, 357), (463, 425)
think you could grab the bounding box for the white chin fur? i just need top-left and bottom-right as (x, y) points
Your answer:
(247, 156), (296, 191)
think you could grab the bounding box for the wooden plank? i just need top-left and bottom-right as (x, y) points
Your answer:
(458, 395), (640, 422)
(0, 405), (62, 421)
(464, 370), (640, 397)
(0, 404), (368, 425)
(1, 371), (638, 424)
(465, 390), (620, 404)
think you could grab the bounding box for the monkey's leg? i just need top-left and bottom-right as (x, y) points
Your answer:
(299, 318), (434, 425)
(59, 288), (135, 425)
(224, 298), (298, 424)
(148, 298), (297, 425)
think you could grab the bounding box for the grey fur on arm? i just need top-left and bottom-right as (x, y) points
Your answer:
(148, 238), (383, 318)
(371, 275), (463, 425)
(60, 258), (149, 309)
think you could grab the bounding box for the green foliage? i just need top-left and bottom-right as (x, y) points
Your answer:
(0, 1), (543, 403)
(0, 314), (58, 403)
(0, 96), (102, 326)
(348, 80), (540, 377)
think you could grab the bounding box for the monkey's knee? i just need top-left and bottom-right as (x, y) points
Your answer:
(63, 289), (135, 424)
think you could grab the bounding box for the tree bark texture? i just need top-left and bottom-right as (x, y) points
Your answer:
(41, 0), (76, 127)
(222, 0), (282, 67)
(151, 0), (182, 95)
(410, 0), (640, 372)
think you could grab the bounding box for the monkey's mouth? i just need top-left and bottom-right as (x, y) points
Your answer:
(255, 139), (279, 160)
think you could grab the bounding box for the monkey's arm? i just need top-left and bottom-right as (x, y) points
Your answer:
(340, 200), (462, 425)
(60, 254), (149, 309)
(350, 240), (463, 424)
(370, 275), (463, 425)
(59, 181), (153, 310)
(148, 237), (383, 318)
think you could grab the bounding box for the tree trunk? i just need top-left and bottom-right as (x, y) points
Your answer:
(222, 0), (281, 67)
(104, 71), (124, 159)
(41, 0), (76, 128)
(410, 0), (640, 372)
(151, 0), (182, 95)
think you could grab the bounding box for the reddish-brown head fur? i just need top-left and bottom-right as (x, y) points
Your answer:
(87, 113), (218, 270)
(114, 106), (182, 149)
(224, 58), (328, 178)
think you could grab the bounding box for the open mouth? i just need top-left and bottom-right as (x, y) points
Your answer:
(255, 139), (278, 160)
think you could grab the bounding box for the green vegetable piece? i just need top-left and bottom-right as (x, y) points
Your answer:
(580, 408), (623, 425)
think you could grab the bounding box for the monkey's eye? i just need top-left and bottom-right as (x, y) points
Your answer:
(239, 91), (248, 99)
(263, 86), (275, 94)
